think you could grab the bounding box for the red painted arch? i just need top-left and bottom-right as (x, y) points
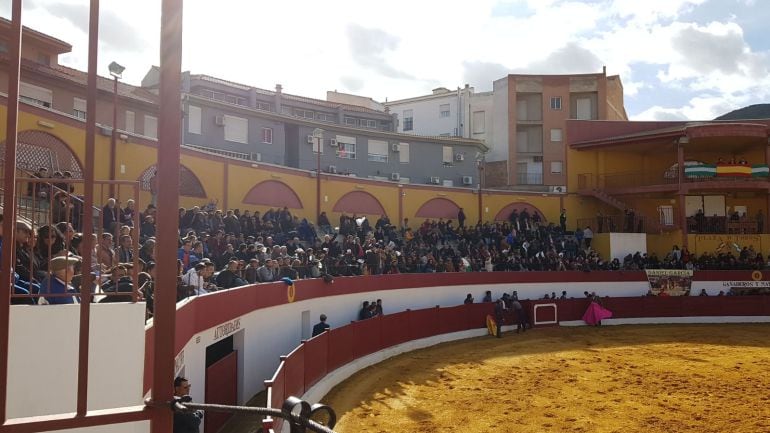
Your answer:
(138, 164), (207, 198)
(1, 130), (84, 178)
(332, 191), (385, 215)
(243, 180), (303, 209)
(415, 197), (460, 219)
(495, 202), (546, 222)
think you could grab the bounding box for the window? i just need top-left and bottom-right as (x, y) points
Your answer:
(550, 128), (562, 142)
(398, 142), (410, 163)
(403, 109), (413, 131)
(294, 109), (314, 119)
(439, 104), (450, 118)
(125, 111), (135, 133)
(281, 106), (292, 115)
(199, 89), (246, 106)
(362, 119), (377, 129)
(261, 127), (273, 144)
(367, 140), (388, 163)
(472, 111), (485, 133)
(144, 115), (158, 139)
(73, 98), (87, 120)
(188, 105), (202, 134)
(37, 53), (50, 66)
(316, 113), (335, 122)
(337, 142), (356, 159)
(550, 96), (562, 110)
(224, 115), (248, 143)
(550, 161), (563, 174)
(256, 101), (272, 111)
(576, 97), (592, 120)
(344, 117), (358, 126)
(19, 82), (52, 108)
(442, 146), (453, 165)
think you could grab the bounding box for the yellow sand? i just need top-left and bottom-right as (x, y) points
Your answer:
(323, 325), (770, 433)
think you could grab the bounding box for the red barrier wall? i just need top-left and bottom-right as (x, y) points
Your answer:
(282, 345), (305, 401)
(205, 352), (237, 433)
(303, 332), (328, 391)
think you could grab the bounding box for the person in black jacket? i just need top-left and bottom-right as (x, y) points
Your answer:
(312, 314), (330, 337)
(173, 376), (203, 433)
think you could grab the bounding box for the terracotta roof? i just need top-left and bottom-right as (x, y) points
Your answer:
(2, 54), (159, 105)
(0, 17), (72, 54)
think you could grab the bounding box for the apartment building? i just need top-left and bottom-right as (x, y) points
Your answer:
(384, 69), (628, 191)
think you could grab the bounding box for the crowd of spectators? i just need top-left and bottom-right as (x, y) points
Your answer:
(7, 180), (770, 312)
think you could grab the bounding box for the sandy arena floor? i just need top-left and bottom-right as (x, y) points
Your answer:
(322, 324), (770, 433)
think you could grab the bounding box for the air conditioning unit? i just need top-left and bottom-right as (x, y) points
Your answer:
(550, 185), (567, 193)
(391, 172), (401, 181)
(462, 176), (473, 185)
(214, 115), (226, 126)
(250, 153), (262, 162)
(328, 165), (337, 174)
(455, 153), (465, 161)
(329, 138), (338, 147)
(430, 176), (441, 185)
(391, 143), (400, 152)
(533, 155), (544, 162)
(306, 135), (314, 144)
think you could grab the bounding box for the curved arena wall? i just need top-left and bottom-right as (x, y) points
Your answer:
(147, 270), (770, 426)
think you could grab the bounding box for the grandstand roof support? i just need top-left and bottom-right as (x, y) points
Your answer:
(0, 0), (23, 424)
(150, 0), (184, 432)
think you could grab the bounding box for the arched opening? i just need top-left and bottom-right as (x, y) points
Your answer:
(138, 164), (207, 198)
(332, 191), (386, 216)
(0, 130), (83, 178)
(494, 202), (546, 222)
(415, 197), (460, 219)
(243, 180), (303, 209)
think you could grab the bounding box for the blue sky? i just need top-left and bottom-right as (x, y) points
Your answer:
(2, 0), (768, 120)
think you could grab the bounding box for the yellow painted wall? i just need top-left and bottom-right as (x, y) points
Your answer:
(592, 233), (611, 260)
(647, 230), (684, 258)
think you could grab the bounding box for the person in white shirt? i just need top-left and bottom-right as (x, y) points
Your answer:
(182, 262), (208, 295)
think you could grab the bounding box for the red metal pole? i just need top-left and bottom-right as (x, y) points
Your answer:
(76, 0), (100, 417)
(0, 0), (23, 424)
(151, 0), (183, 431)
(109, 76), (118, 198)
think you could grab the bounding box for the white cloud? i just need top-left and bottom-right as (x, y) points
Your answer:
(1, 0), (767, 120)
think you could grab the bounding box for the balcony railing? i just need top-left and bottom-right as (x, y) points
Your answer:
(577, 214), (676, 234)
(578, 171), (770, 191)
(516, 173), (543, 185)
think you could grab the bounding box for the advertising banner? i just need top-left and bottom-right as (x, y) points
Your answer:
(645, 269), (694, 296)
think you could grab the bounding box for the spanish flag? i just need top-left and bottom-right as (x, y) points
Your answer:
(716, 163), (751, 177)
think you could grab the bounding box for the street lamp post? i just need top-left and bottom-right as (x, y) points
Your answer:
(312, 128), (324, 222)
(108, 61), (125, 198)
(477, 155), (485, 223)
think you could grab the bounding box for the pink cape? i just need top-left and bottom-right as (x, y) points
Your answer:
(582, 302), (613, 325)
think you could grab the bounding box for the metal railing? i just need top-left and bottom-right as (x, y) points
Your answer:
(578, 170), (770, 191)
(516, 173), (543, 185)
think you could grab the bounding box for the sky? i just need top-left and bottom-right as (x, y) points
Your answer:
(2, 0), (769, 121)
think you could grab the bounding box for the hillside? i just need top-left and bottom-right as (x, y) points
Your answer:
(715, 104), (770, 120)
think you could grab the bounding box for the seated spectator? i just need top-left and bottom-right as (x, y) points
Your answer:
(699, 289), (708, 296)
(216, 260), (247, 289)
(464, 293), (474, 304)
(39, 255), (81, 305)
(244, 258), (260, 284)
(182, 262), (208, 295)
(257, 258), (277, 283)
(100, 265), (135, 303)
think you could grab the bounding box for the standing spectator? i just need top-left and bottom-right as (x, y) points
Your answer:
(464, 293), (474, 304)
(102, 198), (119, 233)
(149, 170), (159, 207)
(583, 226), (594, 249)
(457, 208), (466, 228)
(375, 299), (383, 315)
(493, 299), (505, 338)
(173, 377), (203, 433)
(512, 299), (527, 333)
(121, 199), (136, 227)
(312, 314), (330, 337)
(596, 211), (604, 233)
(482, 290), (492, 302)
(559, 209), (567, 232)
(756, 209), (764, 233)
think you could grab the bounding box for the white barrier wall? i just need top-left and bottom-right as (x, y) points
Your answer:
(7, 303), (146, 421)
